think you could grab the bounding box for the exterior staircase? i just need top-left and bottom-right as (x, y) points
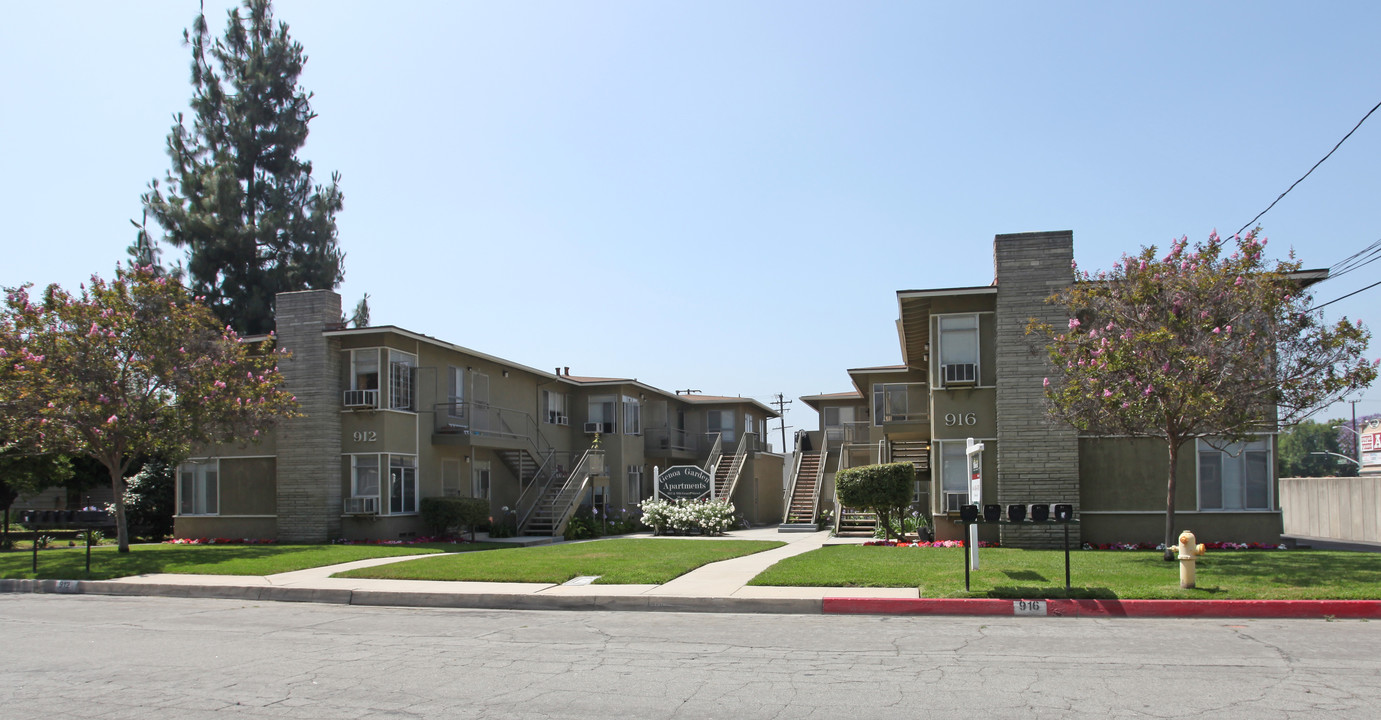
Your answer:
(889, 440), (930, 472)
(521, 466), (578, 536)
(712, 453), (738, 499)
(496, 449), (542, 489)
(780, 451), (823, 531)
(836, 507), (878, 537)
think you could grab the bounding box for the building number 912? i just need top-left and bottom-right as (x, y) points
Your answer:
(353, 431), (378, 442)
(944, 413), (977, 427)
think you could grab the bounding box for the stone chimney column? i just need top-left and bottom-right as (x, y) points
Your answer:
(993, 231), (1080, 548)
(274, 290), (343, 542)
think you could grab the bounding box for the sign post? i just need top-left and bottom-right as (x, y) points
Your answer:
(966, 438), (984, 571)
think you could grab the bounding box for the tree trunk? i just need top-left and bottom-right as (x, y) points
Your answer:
(1162, 440), (1179, 561)
(108, 465), (130, 553)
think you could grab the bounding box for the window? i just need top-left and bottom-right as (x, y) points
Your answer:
(350, 349), (380, 391)
(623, 396), (641, 435)
(627, 465), (643, 504)
(388, 350), (416, 410)
(1198, 438), (1271, 510)
(707, 410), (735, 443)
(873, 384), (919, 424)
(178, 462), (218, 515)
(389, 455), (418, 514)
(939, 441), (969, 512)
(345, 349), (381, 407)
(446, 366), (465, 419)
(588, 395), (615, 433)
(473, 460), (491, 500)
(352, 455), (381, 499)
(543, 389), (568, 425)
(938, 314), (979, 385)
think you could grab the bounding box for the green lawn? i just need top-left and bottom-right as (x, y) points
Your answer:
(747, 545), (1381, 599)
(0, 542), (508, 581)
(336, 538), (786, 585)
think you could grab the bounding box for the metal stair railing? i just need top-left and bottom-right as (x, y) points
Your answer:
(808, 449), (826, 526)
(782, 451), (805, 523)
(702, 432), (724, 474)
(546, 448), (602, 537)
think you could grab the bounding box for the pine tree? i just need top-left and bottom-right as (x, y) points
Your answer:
(142, 0), (344, 335)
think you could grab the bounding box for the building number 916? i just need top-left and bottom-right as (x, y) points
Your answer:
(944, 413), (977, 427)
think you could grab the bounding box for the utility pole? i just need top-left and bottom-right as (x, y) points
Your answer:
(771, 393), (793, 452)
(1352, 399), (1360, 467)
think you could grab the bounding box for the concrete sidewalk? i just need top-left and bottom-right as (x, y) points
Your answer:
(5, 527), (1381, 619)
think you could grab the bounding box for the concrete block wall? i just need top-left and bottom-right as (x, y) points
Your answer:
(274, 290), (343, 542)
(993, 232), (1081, 548)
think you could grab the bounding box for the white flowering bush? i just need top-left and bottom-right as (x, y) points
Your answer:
(638, 498), (736, 535)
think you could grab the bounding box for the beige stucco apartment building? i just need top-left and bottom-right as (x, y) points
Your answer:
(175, 290), (783, 542)
(786, 231), (1285, 548)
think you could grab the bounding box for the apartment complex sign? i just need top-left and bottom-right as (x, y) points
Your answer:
(657, 465), (712, 500)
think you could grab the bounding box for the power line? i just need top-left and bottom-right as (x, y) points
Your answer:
(1235, 98), (1381, 237)
(1314, 277), (1381, 310)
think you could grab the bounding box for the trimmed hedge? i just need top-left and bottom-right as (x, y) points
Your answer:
(835, 462), (915, 541)
(420, 497), (489, 539)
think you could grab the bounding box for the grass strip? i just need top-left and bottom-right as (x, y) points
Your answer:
(335, 538), (786, 585)
(747, 545), (1381, 599)
(0, 542), (505, 581)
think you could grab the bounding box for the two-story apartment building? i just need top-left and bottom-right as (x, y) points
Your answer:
(786, 231), (1287, 548)
(175, 290), (783, 542)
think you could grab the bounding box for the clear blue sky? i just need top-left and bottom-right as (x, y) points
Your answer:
(4, 1), (1381, 438)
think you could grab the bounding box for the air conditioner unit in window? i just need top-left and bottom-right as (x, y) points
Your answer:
(343, 496), (379, 515)
(343, 389), (379, 408)
(942, 363), (977, 385)
(584, 422), (602, 433)
(556, 414), (569, 426)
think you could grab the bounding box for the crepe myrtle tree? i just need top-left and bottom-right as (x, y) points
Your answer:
(0, 265), (298, 552)
(1029, 230), (1375, 560)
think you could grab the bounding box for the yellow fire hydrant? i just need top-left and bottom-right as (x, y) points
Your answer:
(1177, 530), (1206, 589)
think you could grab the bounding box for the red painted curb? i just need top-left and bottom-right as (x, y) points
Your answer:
(822, 597), (1381, 619)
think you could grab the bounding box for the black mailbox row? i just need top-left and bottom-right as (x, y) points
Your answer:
(18, 510), (114, 527)
(959, 503), (1074, 524)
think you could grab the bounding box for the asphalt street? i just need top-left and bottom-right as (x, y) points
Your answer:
(3, 595), (1379, 719)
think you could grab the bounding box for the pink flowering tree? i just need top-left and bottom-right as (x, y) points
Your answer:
(1029, 230), (1375, 560)
(0, 265), (297, 552)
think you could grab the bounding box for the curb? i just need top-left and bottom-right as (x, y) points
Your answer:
(823, 597), (1381, 619)
(6, 580), (1378, 619)
(0, 579), (823, 615)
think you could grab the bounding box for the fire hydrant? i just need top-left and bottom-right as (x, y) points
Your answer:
(1177, 530), (1206, 589)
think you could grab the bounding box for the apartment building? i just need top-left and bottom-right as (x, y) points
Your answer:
(786, 231), (1286, 548)
(175, 290), (783, 542)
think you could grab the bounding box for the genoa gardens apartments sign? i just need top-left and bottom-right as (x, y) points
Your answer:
(658, 465), (712, 500)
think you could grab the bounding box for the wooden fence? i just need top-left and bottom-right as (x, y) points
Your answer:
(1280, 475), (1380, 544)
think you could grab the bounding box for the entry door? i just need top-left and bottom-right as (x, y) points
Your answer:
(472, 373), (490, 432)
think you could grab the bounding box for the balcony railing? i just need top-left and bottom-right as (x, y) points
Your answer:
(873, 382), (929, 424)
(824, 421), (871, 450)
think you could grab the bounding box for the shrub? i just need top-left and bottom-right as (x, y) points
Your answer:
(124, 458), (176, 541)
(420, 497), (489, 539)
(637, 498), (735, 535)
(564, 506), (599, 540)
(836, 463), (915, 541)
